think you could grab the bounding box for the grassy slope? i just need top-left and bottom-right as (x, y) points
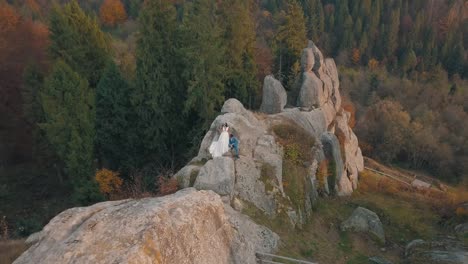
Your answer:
(242, 167), (468, 264)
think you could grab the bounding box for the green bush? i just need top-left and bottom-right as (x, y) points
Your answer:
(15, 217), (42, 237)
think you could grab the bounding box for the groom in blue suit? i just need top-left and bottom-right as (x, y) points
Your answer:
(229, 134), (239, 159)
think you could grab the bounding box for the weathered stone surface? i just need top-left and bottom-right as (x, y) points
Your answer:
(194, 157), (235, 196)
(335, 111), (364, 190)
(324, 58), (341, 110)
(253, 134), (284, 193)
(309, 41), (324, 72)
(321, 132), (347, 195)
(277, 108), (327, 139)
(321, 101), (337, 127)
(455, 223), (468, 235)
(260, 75), (287, 114)
(297, 71), (324, 108)
(15, 189), (278, 264)
(174, 164), (200, 188)
(369, 256), (393, 264)
(221, 98), (258, 125)
(224, 204), (280, 255)
(301, 48), (315, 72)
(196, 111), (265, 160)
(233, 157), (277, 215)
(341, 207), (385, 243)
(405, 237), (468, 264)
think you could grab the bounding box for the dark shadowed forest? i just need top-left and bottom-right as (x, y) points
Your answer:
(0, 0), (467, 238)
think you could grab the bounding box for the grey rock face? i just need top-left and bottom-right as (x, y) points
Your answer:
(260, 75), (287, 114)
(455, 223), (468, 235)
(174, 164), (201, 188)
(341, 207), (386, 243)
(301, 48), (315, 72)
(253, 134), (284, 194)
(196, 111), (264, 161)
(14, 189), (278, 264)
(221, 98), (258, 125)
(297, 71), (324, 108)
(194, 157), (235, 196)
(224, 204), (280, 255)
(369, 256), (393, 264)
(321, 132), (348, 195)
(405, 237), (468, 264)
(233, 157), (277, 215)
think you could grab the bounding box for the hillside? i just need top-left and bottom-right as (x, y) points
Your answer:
(7, 43), (468, 264)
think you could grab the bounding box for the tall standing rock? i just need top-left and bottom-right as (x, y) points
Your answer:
(260, 75), (287, 114)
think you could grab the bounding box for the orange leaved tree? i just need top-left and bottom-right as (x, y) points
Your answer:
(99, 0), (127, 27)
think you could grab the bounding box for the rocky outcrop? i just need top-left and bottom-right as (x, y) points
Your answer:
(260, 75), (287, 114)
(194, 157), (235, 196)
(341, 207), (386, 243)
(15, 189), (278, 264)
(455, 223), (468, 235)
(178, 42), (363, 227)
(405, 237), (468, 264)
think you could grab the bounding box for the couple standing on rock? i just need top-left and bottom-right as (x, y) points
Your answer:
(208, 123), (239, 159)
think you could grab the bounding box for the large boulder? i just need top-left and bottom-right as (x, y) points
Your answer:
(194, 157), (235, 196)
(174, 164), (201, 188)
(260, 75), (287, 114)
(341, 207), (385, 243)
(195, 110), (264, 161)
(405, 237), (468, 264)
(301, 47), (315, 72)
(321, 132), (348, 195)
(14, 189), (278, 264)
(297, 71), (325, 108)
(224, 204), (280, 255)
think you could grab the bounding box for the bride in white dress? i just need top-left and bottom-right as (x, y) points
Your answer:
(209, 123), (230, 158)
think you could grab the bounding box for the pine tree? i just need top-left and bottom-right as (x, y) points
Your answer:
(385, 8), (400, 59)
(181, 0), (227, 125)
(300, 0), (324, 42)
(95, 62), (131, 170)
(276, 0), (307, 87)
(49, 0), (111, 87)
(221, 0), (258, 108)
(132, 0), (188, 168)
(40, 60), (100, 204)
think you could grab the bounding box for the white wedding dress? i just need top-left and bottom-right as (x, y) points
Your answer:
(209, 126), (230, 158)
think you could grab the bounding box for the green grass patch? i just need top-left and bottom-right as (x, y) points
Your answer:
(338, 231), (353, 253)
(346, 253), (368, 264)
(282, 160), (308, 213)
(189, 169), (199, 187)
(271, 123), (315, 164)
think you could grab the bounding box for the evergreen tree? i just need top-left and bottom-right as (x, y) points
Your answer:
(221, 0), (258, 108)
(300, 0), (324, 42)
(276, 0), (307, 87)
(95, 62), (131, 170)
(181, 0), (227, 126)
(385, 8), (400, 60)
(49, 0), (111, 87)
(133, 0), (188, 169)
(40, 60), (100, 204)
(400, 48), (417, 75)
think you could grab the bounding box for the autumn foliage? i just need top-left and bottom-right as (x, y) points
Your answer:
(0, 3), (49, 163)
(95, 168), (123, 195)
(99, 0), (127, 27)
